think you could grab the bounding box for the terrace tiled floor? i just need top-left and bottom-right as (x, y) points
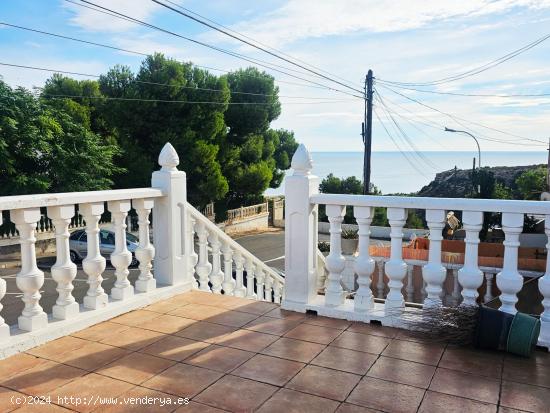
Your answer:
(1, 291), (549, 413)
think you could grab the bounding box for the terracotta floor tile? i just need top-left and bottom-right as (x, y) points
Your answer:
(286, 365), (360, 402)
(244, 316), (302, 335)
(382, 339), (445, 365)
(232, 354), (304, 386)
(194, 375), (277, 412)
(303, 315), (351, 329)
(111, 310), (160, 327)
(184, 344), (254, 373)
(502, 357), (550, 388)
(336, 403), (380, 413)
(501, 380), (550, 413)
(140, 335), (210, 361)
(429, 368), (500, 404)
(264, 308), (307, 321)
(498, 407), (530, 413)
(330, 331), (390, 354)
(205, 310), (259, 328)
(60, 341), (131, 371)
(215, 328), (279, 352)
(71, 322), (129, 342)
(180, 291), (229, 306)
(347, 377), (425, 413)
(0, 354), (48, 380)
(258, 388), (339, 413)
(439, 346), (503, 379)
(138, 314), (197, 334)
(175, 321), (236, 343)
(347, 322), (398, 338)
(51, 373), (134, 413)
(284, 324), (343, 345)
(100, 327), (165, 351)
(261, 337), (326, 363)
(100, 386), (185, 413)
(419, 391), (497, 413)
(142, 364), (222, 398)
(222, 298), (278, 315)
(12, 403), (70, 412)
(174, 401), (227, 413)
(26, 336), (90, 362)
(367, 356), (436, 389)
(312, 346), (377, 375)
(1, 361), (85, 396)
(168, 304), (225, 320)
(0, 386), (24, 413)
(146, 297), (189, 313)
(96, 352), (175, 385)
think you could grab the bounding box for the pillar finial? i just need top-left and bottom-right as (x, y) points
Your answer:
(158, 143), (179, 171)
(291, 144), (313, 176)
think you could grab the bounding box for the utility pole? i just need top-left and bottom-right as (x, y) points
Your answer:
(362, 69), (373, 194)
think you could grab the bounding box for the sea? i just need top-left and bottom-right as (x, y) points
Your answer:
(265, 151), (547, 196)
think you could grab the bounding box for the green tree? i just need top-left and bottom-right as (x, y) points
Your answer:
(516, 166), (546, 200)
(492, 182), (513, 199)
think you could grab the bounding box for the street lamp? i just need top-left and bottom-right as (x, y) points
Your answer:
(444, 127), (482, 194)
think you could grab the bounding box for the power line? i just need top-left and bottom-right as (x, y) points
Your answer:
(0, 62), (358, 101)
(151, 0), (364, 95)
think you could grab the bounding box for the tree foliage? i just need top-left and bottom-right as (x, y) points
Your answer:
(515, 166), (546, 200)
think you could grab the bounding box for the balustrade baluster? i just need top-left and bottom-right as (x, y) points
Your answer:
(81, 203), (108, 309)
(264, 275), (273, 302)
(233, 252), (246, 297)
(325, 204), (346, 306)
(195, 221), (212, 292)
(244, 257), (256, 299)
(376, 261), (385, 298)
(188, 215), (199, 288)
(354, 206), (375, 312)
(222, 242), (235, 295)
(0, 211), (8, 340)
(406, 264), (414, 302)
(422, 209), (447, 307)
(48, 205), (79, 319)
(458, 211), (483, 305)
(538, 216), (550, 344)
(273, 280), (282, 303)
(484, 272), (495, 303)
(208, 232), (223, 294)
(108, 200), (134, 300)
(256, 267), (265, 300)
(496, 212), (524, 314)
(12, 208), (48, 331)
(384, 208), (407, 310)
(134, 199), (156, 293)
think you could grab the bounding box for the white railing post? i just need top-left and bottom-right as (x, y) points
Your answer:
(0, 210), (8, 340)
(188, 215), (198, 288)
(208, 232), (223, 294)
(484, 272), (495, 303)
(496, 212), (524, 314)
(12, 208), (48, 331)
(234, 251), (246, 297)
(384, 208), (407, 310)
(422, 209), (447, 307)
(152, 143), (190, 288)
(195, 221), (212, 292)
(354, 206), (375, 312)
(134, 198), (156, 293)
(538, 215), (550, 346)
(458, 211), (483, 306)
(282, 144), (319, 312)
(325, 204), (346, 306)
(221, 243), (235, 295)
(244, 257), (256, 299)
(48, 205), (79, 319)
(108, 200), (134, 300)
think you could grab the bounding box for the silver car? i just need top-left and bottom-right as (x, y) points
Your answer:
(69, 229), (139, 266)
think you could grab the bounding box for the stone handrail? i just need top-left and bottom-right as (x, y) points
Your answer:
(226, 202), (269, 222)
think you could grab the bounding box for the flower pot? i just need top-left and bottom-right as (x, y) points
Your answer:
(341, 238), (358, 255)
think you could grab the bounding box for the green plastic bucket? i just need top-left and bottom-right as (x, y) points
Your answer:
(506, 312), (541, 357)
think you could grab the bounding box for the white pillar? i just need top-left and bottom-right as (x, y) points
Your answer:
(245, 257), (257, 299)
(208, 232), (223, 294)
(12, 208), (48, 331)
(233, 252), (246, 297)
(195, 220), (212, 292)
(188, 215), (198, 288)
(134, 198), (156, 293)
(384, 208), (407, 310)
(264, 275), (273, 302)
(0, 209), (9, 340)
(422, 209), (447, 308)
(256, 267), (265, 300)
(81, 202), (108, 309)
(377, 260), (385, 298)
(48, 205), (79, 319)
(282, 144), (319, 312)
(152, 143), (190, 288)
(354, 206), (375, 312)
(108, 200), (134, 300)
(496, 212), (524, 314)
(273, 280), (282, 304)
(538, 215), (550, 346)
(458, 211), (483, 306)
(222, 242), (235, 295)
(325, 204), (346, 307)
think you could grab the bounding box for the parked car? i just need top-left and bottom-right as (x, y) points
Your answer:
(69, 229), (139, 266)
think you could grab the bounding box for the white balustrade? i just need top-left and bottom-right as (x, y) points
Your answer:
(458, 211), (483, 305)
(48, 205), (79, 319)
(273, 279), (282, 303)
(265, 275), (273, 302)
(233, 252), (246, 297)
(256, 267), (265, 300)
(134, 198), (156, 293)
(324, 204), (346, 306)
(0, 209), (8, 340)
(12, 208), (48, 331)
(195, 220), (212, 292)
(354, 206), (374, 312)
(539, 216), (550, 345)
(208, 232), (224, 294)
(496, 213), (524, 314)
(245, 257), (257, 299)
(108, 200), (134, 300)
(222, 242), (235, 295)
(422, 209), (447, 307)
(188, 215), (198, 288)
(384, 208), (407, 310)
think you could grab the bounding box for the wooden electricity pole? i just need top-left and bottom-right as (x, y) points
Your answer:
(363, 69), (374, 194)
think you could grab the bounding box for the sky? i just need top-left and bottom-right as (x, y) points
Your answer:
(1, 0), (550, 159)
